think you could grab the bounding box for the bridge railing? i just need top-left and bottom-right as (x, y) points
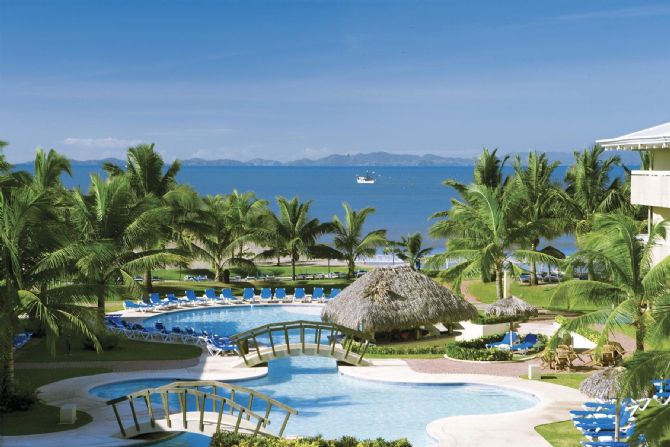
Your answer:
(229, 320), (371, 366)
(106, 381), (298, 438)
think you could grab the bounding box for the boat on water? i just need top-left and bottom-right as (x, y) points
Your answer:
(356, 171), (376, 184)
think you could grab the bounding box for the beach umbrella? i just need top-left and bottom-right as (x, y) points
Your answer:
(485, 295), (538, 332)
(321, 265), (478, 335)
(580, 367), (627, 441)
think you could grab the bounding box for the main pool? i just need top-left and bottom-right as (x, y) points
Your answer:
(97, 306), (538, 446)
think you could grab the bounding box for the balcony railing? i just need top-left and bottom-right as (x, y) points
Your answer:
(631, 170), (670, 208)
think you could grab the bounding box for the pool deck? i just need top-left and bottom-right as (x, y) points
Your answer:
(3, 304), (587, 446)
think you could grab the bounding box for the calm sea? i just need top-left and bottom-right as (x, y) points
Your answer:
(20, 163), (588, 253)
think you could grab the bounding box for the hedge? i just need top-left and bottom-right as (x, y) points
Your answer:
(444, 344), (513, 361)
(210, 432), (412, 447)
(473, 314), (529, 325)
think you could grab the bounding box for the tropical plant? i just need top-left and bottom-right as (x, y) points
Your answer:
(388, 232), (432, 270)
(226, 190), (268, 260)
(103, 143), (183, 291)
(429, 184), (558, 299)
(512, 151), (567, 285)
(0, 150), (99, 399)
(550, 213), (670, 352)
(330, 203), (387, 278)
(269, 196), (332, 280)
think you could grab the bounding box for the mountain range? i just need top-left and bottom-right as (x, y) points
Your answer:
(19, 150), (642, 167)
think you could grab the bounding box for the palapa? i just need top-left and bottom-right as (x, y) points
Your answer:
(321, 266), (478, 333)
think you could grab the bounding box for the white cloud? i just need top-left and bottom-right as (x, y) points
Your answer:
(62, 137), (144, 148)
(302, 147), (333, 159)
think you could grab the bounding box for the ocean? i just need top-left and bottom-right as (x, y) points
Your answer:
(32, 163), (586, 255)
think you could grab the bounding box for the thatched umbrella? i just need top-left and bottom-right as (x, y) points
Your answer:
(321, 266), (478, 337)
(485, 295), (538, 331)
(580, 367), (626, 441)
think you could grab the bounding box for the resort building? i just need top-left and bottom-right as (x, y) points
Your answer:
(598, 121), (670, 264)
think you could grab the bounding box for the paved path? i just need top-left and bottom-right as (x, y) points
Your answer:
(407, 358), (537, 376)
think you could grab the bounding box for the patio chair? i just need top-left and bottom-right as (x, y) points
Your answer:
(510, 333), (540, 354)
(311, 287), (324, 303)
(222, 288), (242, 303)
(293, 287), (306, 302)
(485, 332), (520, 349)
(243, 287), (256, 303)
(275, 287), (287, 303)
(554, 345), (577, 371)
(259, 287), (272, 303)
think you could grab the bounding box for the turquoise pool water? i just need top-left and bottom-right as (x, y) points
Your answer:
(99, 306), (538, 445)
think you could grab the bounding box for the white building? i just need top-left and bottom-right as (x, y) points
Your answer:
(597, 121), (670, 263)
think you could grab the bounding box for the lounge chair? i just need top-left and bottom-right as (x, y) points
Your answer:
(242, 287), (256, 303)
(653, 378), (670, 405)
(485, 332), (520, 349)
(510, 333), (539, 354)
(275, 288), (288, 303)
(201, 288), (218, 304)
(164, 293), (183, 308)
(292, 287), (306, 303)
(153, 322), (173, 342)
(123, 300), (153, 312)
(321, 288), (340, 302)
(554, 345), (577, 371)
(184, 290), (204, 306)
(148, 293), (172, 310)
(259, 288), (272, 303)
(222, 288), (242, 304)
(311, 287), (324, 303)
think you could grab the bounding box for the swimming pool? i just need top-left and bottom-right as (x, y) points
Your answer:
(100, 306), (538, 445)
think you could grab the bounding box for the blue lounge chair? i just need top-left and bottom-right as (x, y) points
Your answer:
(510, 333), (539, 354)
(165, 293), (183, 308)
(293, 287), (306, 302)
(485, 332), (520, 349)
(275, 288), (287, 302)
(259, 288), (272, 303)
(148, 293), (172, 310)
(123, 300), (152, 312)
(243, 288), (255, 303)
(204, 288), (219, 303)
(184, 290), (203, 306)
(311, 287), (324, 303)
(653, 378), (670, 405)
(322, 288), (340, 302)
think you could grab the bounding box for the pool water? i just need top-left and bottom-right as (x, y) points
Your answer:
(97, 306), (538, 445)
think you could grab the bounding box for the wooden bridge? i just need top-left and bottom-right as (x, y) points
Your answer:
(106, 380), (298, 438)
(229, 320), (371, 367)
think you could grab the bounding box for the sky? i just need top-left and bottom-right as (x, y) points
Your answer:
(1, 0), (669, 163)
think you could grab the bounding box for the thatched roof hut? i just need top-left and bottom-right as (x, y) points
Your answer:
(321, 266), (478, 333)
(485, 296), (538, 318)
(580, 367), (626, 400)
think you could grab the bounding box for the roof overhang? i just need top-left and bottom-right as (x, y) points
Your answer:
(597, 121), (670, 150)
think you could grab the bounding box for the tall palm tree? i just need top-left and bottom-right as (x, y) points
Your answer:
(270, 196), (332, 280)
(429, 184), (558, 299)
(331, 203), (387, 278)
(226, 190), (268, 259)
(550, 213), (670, 352)
(103, 143), (182, 291)
(442, 147), (509, 196)
(389, 232), (432, 270)
(0, 152), (99, 396)
(512, 152), (567, 285)
(186, 194), (255, 282)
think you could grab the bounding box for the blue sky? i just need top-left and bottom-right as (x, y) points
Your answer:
(1, 0), (669, 162)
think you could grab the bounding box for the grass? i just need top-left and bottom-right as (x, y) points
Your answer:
(521, 373), (589, 390)
(0, 367), (110, 436)
(535, 420), (583, 447)
(15, 337), (202, 363)
(154, 265), (358, 280)
(467, 280), (599, 312)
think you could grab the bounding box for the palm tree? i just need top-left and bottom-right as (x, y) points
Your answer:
(0, 151), (99, 396)
(512, 152), (567, 285)
(270, 196), (332, 280)
(429, 184), (558, 299)
(226, 190), (268, 260)
(389, 232), (432, 270)
(186, 194), (255, 282)
(550, 213), (670, 352)
(103, 143), (182, 291)
(331, 203), (387, 278)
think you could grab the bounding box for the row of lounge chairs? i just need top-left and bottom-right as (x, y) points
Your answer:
(568, 379), (669, 446)
(484, 332), (540, 354)
(123, 287), (342, 312)
(104, 315), (239, 356)
(13, 332), (32, 350)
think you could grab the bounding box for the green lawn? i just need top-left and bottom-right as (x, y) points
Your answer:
(535, 421), (583, 447)
(467, 280), (598, 311)
(521, 373), (589, 390)
(15, 337), (202, 363)
(0, 367), (110, 436)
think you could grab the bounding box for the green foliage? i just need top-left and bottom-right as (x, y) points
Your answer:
(554, 315), (599, 343)
(445, 344), (513, 361)
(474, 313), (528, 325)
(361, 344), (450, 356)
(210, 432), (412, 447)
(0, 387), (37, 412)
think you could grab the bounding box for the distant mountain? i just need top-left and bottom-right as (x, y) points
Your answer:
(14, 150), (643, 168)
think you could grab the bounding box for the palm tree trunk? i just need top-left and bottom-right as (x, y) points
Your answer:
(291, 253), (296, 280)
(587, 260), (594, 281)
(144, 269), (153, 293)
(530, 239), (538, 286)
(635, 322), (645, 352)
(0, 332), (14, 394)
(495, 265), (504, 300)
(348, 258), (355, 279)
(214, 264), (223, 282)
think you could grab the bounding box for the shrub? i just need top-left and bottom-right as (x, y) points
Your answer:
(358, 344), (448, 356)
(445, 344), (513, 361)
(210, 432), (413, 447)
(473, 314), (528, 325)
(82, 331), (122, 351)
(452, 334), (504, 350)
(0, 388), (37, 412)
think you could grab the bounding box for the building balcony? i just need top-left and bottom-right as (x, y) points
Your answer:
(631, 170), (670, 208)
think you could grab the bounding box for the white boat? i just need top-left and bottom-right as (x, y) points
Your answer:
(356, 172), (376, 184)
